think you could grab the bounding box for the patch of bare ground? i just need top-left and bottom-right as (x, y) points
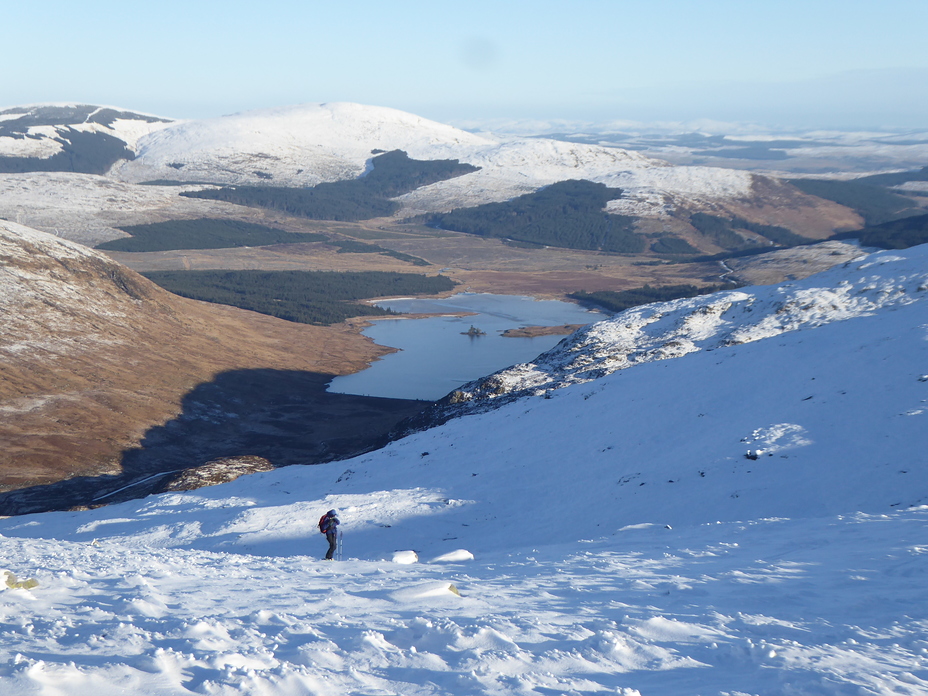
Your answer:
(446, 263), (725, 299)
(160, 455), (275, 492)
(706, 175), (864, 238)
(103, 241), (428, 274)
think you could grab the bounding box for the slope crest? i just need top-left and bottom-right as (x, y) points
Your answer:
(431, 245), (928, 415)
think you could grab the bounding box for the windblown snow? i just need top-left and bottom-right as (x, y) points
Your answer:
(1, 244), (927, 695)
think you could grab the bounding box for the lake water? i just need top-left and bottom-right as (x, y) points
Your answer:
(327, 293), (601, 401)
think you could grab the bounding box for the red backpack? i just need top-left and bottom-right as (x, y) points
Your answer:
(318, 514), (328, 534)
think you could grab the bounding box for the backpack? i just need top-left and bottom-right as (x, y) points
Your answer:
(318, 514), (328, 534)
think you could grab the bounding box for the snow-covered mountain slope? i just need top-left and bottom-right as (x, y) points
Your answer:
(0, 171), (242, 246)
(112, 102), (491, 186)
(0, 244), (926, 694)
(436, 245), (928, 414)
(0, 102), (858, 234)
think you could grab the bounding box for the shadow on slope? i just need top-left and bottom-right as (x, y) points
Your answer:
(0, 369), (429, 516)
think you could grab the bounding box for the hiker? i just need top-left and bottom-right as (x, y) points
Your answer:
(319, 509), (340, 560)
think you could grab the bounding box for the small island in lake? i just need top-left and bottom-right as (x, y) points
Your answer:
(501, 324), (585, 338)
(461, 325), (486, 336)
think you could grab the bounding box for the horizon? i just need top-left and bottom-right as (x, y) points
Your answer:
(3, 0), (927, 132)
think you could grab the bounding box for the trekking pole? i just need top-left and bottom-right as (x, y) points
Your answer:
(337, 530), (343, 561)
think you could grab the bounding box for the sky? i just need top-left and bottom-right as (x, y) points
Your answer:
(4, 0), (928, 130)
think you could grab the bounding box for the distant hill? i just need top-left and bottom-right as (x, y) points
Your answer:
(833, 212), (928, 249)
(0, 101), (864, 255)
(788, 176), (923, 225)
(0, 104), (172, 174)
(854, 165), (928, 188)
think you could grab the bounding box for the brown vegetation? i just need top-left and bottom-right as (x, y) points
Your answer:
(0, 225), (427, 512)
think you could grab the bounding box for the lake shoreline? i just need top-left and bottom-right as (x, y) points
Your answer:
(330, 293), (601, 401)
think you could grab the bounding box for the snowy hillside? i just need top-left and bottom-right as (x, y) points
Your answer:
(440, 244), (928, 411)
(0, 102), (857, 234)
(110, 102), (759, 217)
(0, 104), (173, 150)
(112, 102), (490, 186)
(1, 245), (927, 694)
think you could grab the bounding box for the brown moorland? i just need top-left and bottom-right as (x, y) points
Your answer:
(0, 222), (428, 514)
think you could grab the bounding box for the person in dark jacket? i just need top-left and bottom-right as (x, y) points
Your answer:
(320, 509), (340, 560)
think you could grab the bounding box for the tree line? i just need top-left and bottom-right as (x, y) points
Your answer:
(689, 213), (810, 251)
(181, 150), (479, 222)
(833, 212), (928, 249)
(787, 178), (921, 226)
(569, 283), (730, 313)
(430, 180), (646, 253)
(142, 269), (456, 325)
(96, 219), (326, 252)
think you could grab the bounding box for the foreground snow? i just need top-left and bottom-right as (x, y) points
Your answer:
(1, 245), (927, 694)
(2, 512), (928, 695)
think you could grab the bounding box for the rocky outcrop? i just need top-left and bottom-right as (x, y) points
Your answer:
(160, 456), (275, 492)
(400, 244), (928, 433)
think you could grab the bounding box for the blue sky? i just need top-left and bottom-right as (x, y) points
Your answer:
(4, 0), (927, 129)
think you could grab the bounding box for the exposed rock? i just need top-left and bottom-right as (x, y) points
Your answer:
(399, 244), (928, 433)
(160, 456), (275, 492)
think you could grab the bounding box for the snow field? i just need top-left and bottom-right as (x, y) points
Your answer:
(2, 511), (928, 695)
(0, 243), (927, 693)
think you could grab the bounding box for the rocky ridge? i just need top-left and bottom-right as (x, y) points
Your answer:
(414, 244), (928, 425)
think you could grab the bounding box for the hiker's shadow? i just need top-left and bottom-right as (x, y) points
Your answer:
(0, 369), (429, 516)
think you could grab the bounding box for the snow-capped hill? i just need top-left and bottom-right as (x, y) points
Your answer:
(0, 104), (173, 174)
(0, 101), (845, 226)
(396, 135), (675, 213)
(111, 101), (760, 218)
(113, 102), (493, 186)
(436, 244), (928, 412)
(397, 141), (755, 218)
